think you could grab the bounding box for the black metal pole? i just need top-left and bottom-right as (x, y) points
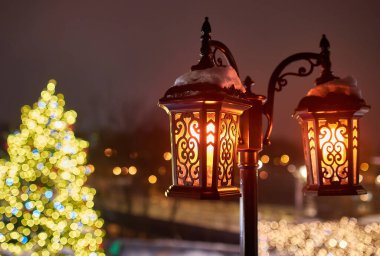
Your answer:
(238, 94), (264, 256)
(238, 149), (259, 255)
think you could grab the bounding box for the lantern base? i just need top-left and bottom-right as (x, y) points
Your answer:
(303, 184), (367, 196)
(165, 185), (241, 200)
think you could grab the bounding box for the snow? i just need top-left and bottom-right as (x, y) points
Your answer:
(174, 66), (245, 93)
(307, 76), (362, 98)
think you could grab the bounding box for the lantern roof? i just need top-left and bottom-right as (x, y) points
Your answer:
(160, 65), (248, 102)
(295, 76), (370, 113)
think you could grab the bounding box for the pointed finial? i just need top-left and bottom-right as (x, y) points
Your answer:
(315, 34), (339, 85)
(191, 17), (214, 71)
(319, 34), (330, 51)
(202, 17), (211, 36)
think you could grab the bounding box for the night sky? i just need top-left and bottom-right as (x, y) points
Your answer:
(0, 1), (379, 153)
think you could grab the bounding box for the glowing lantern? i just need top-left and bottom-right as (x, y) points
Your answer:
(294, 78), (370, 195)
(158, 18), (251, 198)
(159, 70), (251, 199)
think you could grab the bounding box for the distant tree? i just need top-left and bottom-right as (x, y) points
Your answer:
(0, 80), (105, 255)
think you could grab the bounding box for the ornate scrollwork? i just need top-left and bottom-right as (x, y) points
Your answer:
(318, 120), (349, 185)
(218, 113), (238, 186)
(174, 112), (201, 186)
(209, 40), (240, 76)
(275, 58), (319, 92)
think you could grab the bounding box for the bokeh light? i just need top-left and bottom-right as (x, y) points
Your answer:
(148, 175), (157, 184)
(128, 166), (137, 175)
(0, 81), (105, 255)
(163, 152), (172, 161)
(112, 167), (122, 175)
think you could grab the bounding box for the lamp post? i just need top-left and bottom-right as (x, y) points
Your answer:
(158, 17), (369, 256)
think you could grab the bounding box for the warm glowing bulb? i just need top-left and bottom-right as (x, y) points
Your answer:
(112, 167), (121, 175)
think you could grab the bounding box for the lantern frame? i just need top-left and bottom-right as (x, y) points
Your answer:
(294, 93), (370, 195)
(159, 83), (252, 199)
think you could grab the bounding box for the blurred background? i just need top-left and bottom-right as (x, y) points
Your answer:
(0, 1), (380, 255)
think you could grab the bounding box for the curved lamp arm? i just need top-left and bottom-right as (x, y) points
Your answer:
(209, 40), (240, 76)
(262, 52), (320, 145)
(262, 34), (338, 145)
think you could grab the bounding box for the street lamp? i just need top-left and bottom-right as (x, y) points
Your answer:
(158, 17), (369, 255)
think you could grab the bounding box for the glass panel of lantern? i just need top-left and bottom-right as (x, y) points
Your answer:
(159, 76), (251, 199)
(294, 82), (369, 196)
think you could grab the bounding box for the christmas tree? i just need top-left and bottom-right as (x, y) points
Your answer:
(0, 80), (105, 255)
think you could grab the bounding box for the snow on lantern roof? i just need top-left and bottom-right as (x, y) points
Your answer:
(160, 66), (248, 101)
(306, 76), (362, 99)
(174, 66), (246, 93)
(296, 76), (369, 112)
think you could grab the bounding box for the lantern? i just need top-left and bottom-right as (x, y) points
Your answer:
(294, 77), (370, 195)
(159, 66), (251, 199)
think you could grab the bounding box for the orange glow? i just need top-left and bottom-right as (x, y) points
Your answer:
(112, 167), (121, 175)
(261, 155), (270, 164)
(206, 122), (215, 144)
(318, 119), (348, 185)
(163, 152), (172, 161)
(104, 148), (113, 157)
(148, 175), (157, 184)
(122, 167), (128, 174)
(280, 154), (290, 165)
(174, 112), (200, 186)
(129, 166), (137, 175)
(206, 113), (216, 187)
(360, 162), (369, 172)
(87, 164), (95, 173)
(259, 171), (268, 180)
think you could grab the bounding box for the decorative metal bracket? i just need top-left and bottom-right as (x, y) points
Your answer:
(190, 18), (339, 146)
(262, 35), (339, 145)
